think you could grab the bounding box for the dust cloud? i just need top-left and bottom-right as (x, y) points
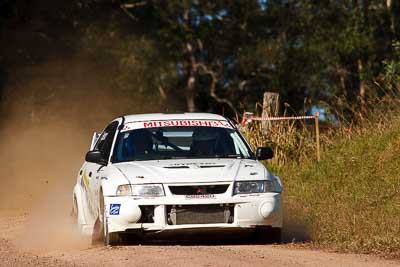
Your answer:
(0, 58), (308, 251)
(0, 59), (161, 251)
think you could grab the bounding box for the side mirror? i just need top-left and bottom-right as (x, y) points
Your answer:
(256, 147), (274, 160)
(85, 150), (106, 165)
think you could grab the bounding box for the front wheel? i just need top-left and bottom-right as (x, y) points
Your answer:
(102, 215), (121, 246)
(92, 199), (122, 246)
(91, 217), (103, 245)
(97, 193), (122, 246)
(253, 227), (282, 244)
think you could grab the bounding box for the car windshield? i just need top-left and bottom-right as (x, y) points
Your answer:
(113, 126), (253, 162)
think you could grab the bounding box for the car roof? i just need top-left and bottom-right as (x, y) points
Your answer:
(122, 113), (227, 123)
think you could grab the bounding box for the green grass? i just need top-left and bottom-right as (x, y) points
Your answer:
(278, 118), (400, 258)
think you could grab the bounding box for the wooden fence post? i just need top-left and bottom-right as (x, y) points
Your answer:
(261, 92), (280, 133)
(242, 111), (254, 124)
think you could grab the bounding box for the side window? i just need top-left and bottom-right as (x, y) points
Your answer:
(94, 131), (108, 152)
(95, 121), (119, 161)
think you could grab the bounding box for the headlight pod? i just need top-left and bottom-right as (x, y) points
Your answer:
(233, 180), (281, 195)
(116, 184), (165, 197)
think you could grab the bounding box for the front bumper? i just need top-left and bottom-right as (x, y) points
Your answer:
(103, 192), (282, 234)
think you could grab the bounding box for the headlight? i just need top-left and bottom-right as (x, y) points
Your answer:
(116, 184), (132, 196)
(233, 180), (280, 195)
(116, 184), (165, 197)
(132, 184), (165, 197)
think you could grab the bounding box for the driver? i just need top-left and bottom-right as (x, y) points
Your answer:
(191, 127), (219, 157)
(125, 129), (154, 159)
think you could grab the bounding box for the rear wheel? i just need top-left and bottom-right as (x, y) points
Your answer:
(71, 196), (83, 233)
(71, 197), (78, 222)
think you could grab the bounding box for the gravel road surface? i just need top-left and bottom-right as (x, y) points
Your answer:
(1, 212), (398, 267)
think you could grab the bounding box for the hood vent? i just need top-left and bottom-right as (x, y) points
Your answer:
(163, 164), (225, 169)
(199, 165), (225, 168)
(164, 166), (190, 169)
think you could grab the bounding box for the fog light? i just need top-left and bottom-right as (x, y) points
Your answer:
(259, 201), (275, 218)
(117, 204), (142, 223)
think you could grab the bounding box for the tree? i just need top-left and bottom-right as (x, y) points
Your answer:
(116, 0), (278, 115)
(83, 0), (400, 117)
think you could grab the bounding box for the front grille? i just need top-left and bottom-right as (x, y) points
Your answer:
(167, 204), (234, 225)
(169, 184), (229, 195)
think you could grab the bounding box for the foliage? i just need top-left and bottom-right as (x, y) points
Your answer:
(380, 41), (400, 93)
(101, 0), (398, 117)
(119, 0), (279, 114)
(2, 1), (399, 116)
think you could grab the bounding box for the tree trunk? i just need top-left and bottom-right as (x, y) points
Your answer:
(185, 42), (197, 112)
(186, 73), (196, 112)
(357, 58), (366, 108)
(339, 71), (346, 93)
(336, 65), (347, 94)
(386, 0), (396, 35)
(353, 0), (368, 110)
(183, 3), (197, 112)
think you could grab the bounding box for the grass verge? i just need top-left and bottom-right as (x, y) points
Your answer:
(278, 117), (400, 258)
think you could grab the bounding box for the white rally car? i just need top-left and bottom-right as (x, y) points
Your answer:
(72, 113), (282, 245)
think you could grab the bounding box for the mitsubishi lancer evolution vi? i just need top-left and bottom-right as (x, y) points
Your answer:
(72, 113), (283, 245)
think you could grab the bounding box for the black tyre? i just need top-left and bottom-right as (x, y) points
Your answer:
(92, 193), (105, 245)
(91, 217), (103, 245)
(71, 197), (78, 222)
(102, 216), (122, 246)
(71, 197), (83, 233)
(99, 192), (122, 246)
(92, 192), (122, 246)
(253, 227), (282, 244)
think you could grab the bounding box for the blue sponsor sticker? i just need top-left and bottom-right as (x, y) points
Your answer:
(109, 204), (121, 215)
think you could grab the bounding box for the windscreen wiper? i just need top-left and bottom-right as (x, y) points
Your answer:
(159, 156), (187, 160)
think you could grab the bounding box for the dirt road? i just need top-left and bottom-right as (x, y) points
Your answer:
(1, 213), (398, 267)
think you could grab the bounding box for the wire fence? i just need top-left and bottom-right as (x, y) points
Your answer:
(241, 112), (321, 161)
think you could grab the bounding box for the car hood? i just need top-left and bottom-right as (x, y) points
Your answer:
(114, 158), (273, 184)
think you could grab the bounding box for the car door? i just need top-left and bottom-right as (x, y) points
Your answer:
(85, 121), (119, 219)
